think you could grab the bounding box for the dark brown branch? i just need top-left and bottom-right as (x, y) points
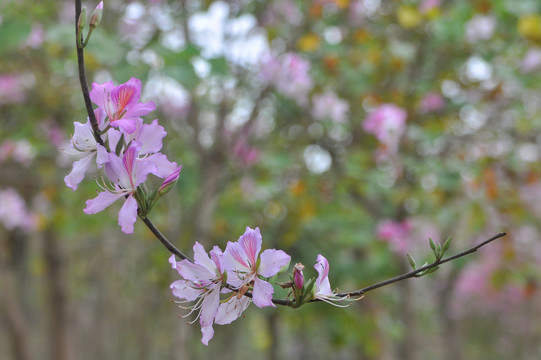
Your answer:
(333, 232), (507, 299)
(75, 0), (104, 147)
(139, 216), (191, 261)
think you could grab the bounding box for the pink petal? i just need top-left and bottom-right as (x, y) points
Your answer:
(223, 241), (251, 274)
(138, 119), (166, 154)
(200, 285), (220, 327)
(201, 325), (214, 346)
(215, 296), (250, 325)
(177, 260), (215, 282)
(170, 279), (202, 301)
(144, 153), (178, 179)
(89, 81), (115, 110)
(314, 254), (333, 296)
(65, 153), (95, 190)
(118, 195), (138, 234)
(238, 227), (262, 267)
(258, 249), (291, 278)
(84, 191), (122, 214)
(252, 277), (275, 308)
(193, 242), (217, 273)
(110, 118), (137, 134)
(168, 255), (177, 269)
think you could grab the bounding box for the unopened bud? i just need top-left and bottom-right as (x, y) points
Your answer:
(293, 263), (304, 289)
(158, 166), (182, 196)
(90, 1), (103, 28)
(77, 7), (87, 30)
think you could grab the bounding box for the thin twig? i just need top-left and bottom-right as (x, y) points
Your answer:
(333, 232), (507, 299)
(140, 216), (191, 261)
(75, 0), (104, 147)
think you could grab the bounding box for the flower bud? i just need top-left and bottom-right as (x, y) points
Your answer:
(77, 6), (87, 30)
(90, 1), (104, 28)
(293, 263), (304, 289)
(158, 166), (182, 196)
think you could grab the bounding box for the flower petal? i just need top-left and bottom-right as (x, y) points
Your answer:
(118, 194), (138, 234)
(137, 119), (166, 154)
(239, 227), (262, 266)
(65, 153), (95, 190)
(314, 254), (333, 296)
(252, 277), (275, 308)
(193, 242), (217, 273)
(200, 284), (220, 327)
(144, 153), (178, 179)
(84, 191), (122, 214)
(215, 296), (250, 325)
(201, 325), (215, 346)
(170, 279), (202, 301)
(258, 249), (291, 278)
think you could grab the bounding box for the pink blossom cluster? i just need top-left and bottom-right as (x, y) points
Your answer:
(376, 219), (413, 255)
(169, 227), (345, 344)
(0, 139), (36, 166)
(363, 103), (407, 154)
(64, 77), (181, 234)
(260, 53), (313, 106)
(419, 92), (445, 113)
(0, 74), (31, 105)
(0, 188), (37, 232)
(312, 90), (350, 123)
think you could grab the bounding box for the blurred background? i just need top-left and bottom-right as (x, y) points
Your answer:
(1, 0), (541, 359)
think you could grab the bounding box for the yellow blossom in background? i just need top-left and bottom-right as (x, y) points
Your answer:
(331, 0), (350, 10)
(518, 14), (541, 40)
(397, 6), (423, 29)
(298, 33), (320, 52)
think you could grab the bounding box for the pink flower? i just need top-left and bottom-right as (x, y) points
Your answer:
(313, 254), (348, 306)
(312, 90), (350, 123)
(0, 188), (37, 232)
(376, 219), (413, 255)
(260, 53), (313, 106)
(419, 0), (442, 13)
(419, 92), (445, 113)
(83, 142), (158, 233)
(169, 243), (226, 345)
(465, 15), (496, 43)
(363, 104), (407, 153)
(223, 227), (291, 308)
(520, 48), (541, 74)
(0, 74), (30, 105)
(89, 77), (156, 134)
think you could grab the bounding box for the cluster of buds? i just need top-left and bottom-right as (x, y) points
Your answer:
(77, 1), (103, 48)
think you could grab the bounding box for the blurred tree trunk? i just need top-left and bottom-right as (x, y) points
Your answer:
(43, 226), (70, 360)
(437, 269), (463, 360)
(1, 231), (32, 360)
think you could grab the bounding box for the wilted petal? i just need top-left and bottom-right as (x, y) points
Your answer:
(201, 325), (215, 346)
(252, 277), (275, 308)
(84, 191), (122, 214)
(65, 153), (95, 190)
(170, 279), (202, 301)
(118, 194), (138, 234)
(258, 249), (291, 278)
(215, 296), (250, 325)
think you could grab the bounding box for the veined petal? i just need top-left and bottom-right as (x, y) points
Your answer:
(252, 277), (275, 308)
(144, 153), (178, 179)
(170, 279), (203, 301)
(223, 241), (251, 274)
(137, 119), (166, 154)
(84, 191), (122, 214)
(104, 151), (131, 189)
(89, 80), (115, 110)
(200, 284), (220, 327)
(201, 325), (215, 346)
(65, 152), (95, 190)
(118, 195), (138, 234)
(210, 246), (224, 274)
(177, 260), (215, 283)
(258, 249), (291, 278)
(239, 227), (262, 267)
(111, 77), (141, 112)
(214, 296), (250, 325)
(72, 121), (96, 151)
(193, 242), (218, 274)
(124, 101), (156, 120)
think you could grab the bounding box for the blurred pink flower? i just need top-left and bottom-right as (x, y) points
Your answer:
(465, 15), (496, 43)
(0, 74), (29, 105)
(0, 188), (37, 232)
(419, 92), (445, 113)
(363, 104), (407, 153)
(23, 24), (44, 49)
(312, 90), (350, 123)
(419, 0), (442, 13)
(0, 139), (36, 166)
(232, 138), (259, 167)
(376, 219), (413, 255)
(520, 48), (541, 74)
(260, 53), (313, 106)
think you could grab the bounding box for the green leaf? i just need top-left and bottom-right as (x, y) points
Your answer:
(442, 236), (452, 254)
(208, 57), (229, 76)
(406, 253), (417, 270)
(429, 237), (436, 252)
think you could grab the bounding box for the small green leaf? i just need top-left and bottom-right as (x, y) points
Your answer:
(436, 243), (442, 258)
(115, 133), (125, 156)
(406, 253), (417, 270)
(429, 237), (436, 252)
(442, 236), (452, 254)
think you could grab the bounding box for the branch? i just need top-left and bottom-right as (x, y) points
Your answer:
(75, 0), (104, 147)
(332, 232), (507, 299)
(139, 216), (191, 261)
